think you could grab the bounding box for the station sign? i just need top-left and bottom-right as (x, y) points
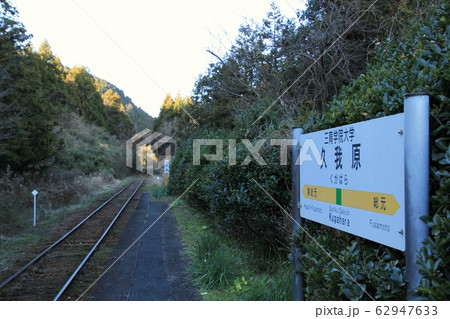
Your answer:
(299, 114), (405, 250)
(164, 159), (170, 174)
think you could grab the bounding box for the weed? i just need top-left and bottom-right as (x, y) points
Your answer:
(239, 264), (293, 301)
(151, 186), (168, 199)
(194, 232), (221, 262)
(170, 199), (185, 207)
(172, 198), (294, 300)
(192, 233), (238, 290)
(0, 175), (135, 281)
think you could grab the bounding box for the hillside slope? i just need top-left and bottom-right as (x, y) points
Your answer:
(95, 78), (154, 133)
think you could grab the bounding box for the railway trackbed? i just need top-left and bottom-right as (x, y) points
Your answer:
(0, 175), (147, 301)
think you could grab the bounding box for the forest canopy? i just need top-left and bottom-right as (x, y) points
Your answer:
(0, 0), (153, 171)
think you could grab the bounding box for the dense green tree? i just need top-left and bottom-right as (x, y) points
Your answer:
(0, 0), (29, 161)
(153, 93), (196, 137)
(0, 0), (29, 61)
(95, 77), (153, 132)
(0, 3), (68, 170)
(65, 66), (108, 128)
(1, 0), (151, 171)
(101, 88), (133, 139)
(37, 40), (64, 74)
(0, 67), (18, 157)
(188, 0), (440, 135)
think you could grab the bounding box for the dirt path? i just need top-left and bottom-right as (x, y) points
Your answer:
(90, 192), (201, 301)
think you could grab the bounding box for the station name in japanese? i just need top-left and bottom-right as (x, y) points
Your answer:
(319, 126), (362, 173)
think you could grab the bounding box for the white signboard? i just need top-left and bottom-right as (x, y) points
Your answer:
(299, 114), (405, 250)
(164, 160), (170, 174)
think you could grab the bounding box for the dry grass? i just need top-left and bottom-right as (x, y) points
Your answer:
(0, 111), (134, 281)
(0, 174), (135, 278)
(0, 112), (130, 235)
(0, 168), (120, 235)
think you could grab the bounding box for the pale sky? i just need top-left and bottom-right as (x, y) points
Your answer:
(10, 0), (305, 117)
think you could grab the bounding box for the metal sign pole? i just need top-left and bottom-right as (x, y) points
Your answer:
(404, 93), (430, 300)
(292, 127), (304, 301)
(31, 189), (38, 227)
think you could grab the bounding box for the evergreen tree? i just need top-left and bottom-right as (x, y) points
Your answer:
(101, 88), (133, 139)
(0, 0), (150, 170)
(37, 40), (64, 74)
(65, 66), (108, 128)
(94, 77), (153, 132)
(161, 93), (175, 109)
(0, 0), (30, 61)
(0, 3), (66, 169)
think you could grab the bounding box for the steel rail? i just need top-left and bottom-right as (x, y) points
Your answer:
(0, 176), (139, 291)
(54, 175), (147, 300)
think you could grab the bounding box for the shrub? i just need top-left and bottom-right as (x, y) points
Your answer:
(167, 2), (449, 301)
(295, 3), (449, 300)
(54, 112), (128, 178)
(151, 186), (168, 198)
(169, 127), (292, 247)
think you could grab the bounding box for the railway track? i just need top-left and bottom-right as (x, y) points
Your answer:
(0, 175), (147, 301)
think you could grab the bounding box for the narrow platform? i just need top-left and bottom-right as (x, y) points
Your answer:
(90, 192), (201, 301)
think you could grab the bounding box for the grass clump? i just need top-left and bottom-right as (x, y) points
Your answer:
(192, 233), (238, 290)
(165, 194), (293, 300)
(151, 185), (168, 198)
(238, 264), (293, 301)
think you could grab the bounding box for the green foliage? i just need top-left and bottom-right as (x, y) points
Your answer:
(95, 78), (153, 133)
(162, 0), (448, 301)
(187, 0), (439, 132)
(416, 179), (450, 300)
(0, 0), (30, 59)
(153, 93), (195, 138)
(174, 199), (293, 300)
(94, 85), (142, 139)
(295, 3), (449, 300)
(167, 128), (213, 197)
(238, 265), (293, 301)
(151, 186), (168, 198)
(54, 113), (127, 177)
(0, 47), (68, 170)
(295, 228), (406, 300)
(65, 66), (108, 128)
(1, 6), (65, 170)
(168, 126), (291, 247)
(194, 232), (221, 259)
(192, 233), (238, 289)
(197, 143), (290, 245)
(306, 3), (449, 129)
(1, 0), (152, 171)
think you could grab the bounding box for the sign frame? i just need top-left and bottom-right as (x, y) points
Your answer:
(298, 113), (406, 251)
(291, 93), (430, 301)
